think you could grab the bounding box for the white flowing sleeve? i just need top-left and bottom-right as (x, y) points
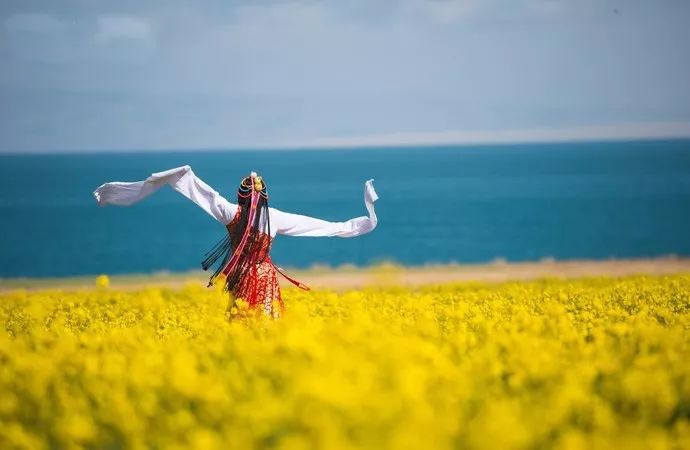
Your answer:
(271, 179), (378, 237)
(93, 165), (237, 224)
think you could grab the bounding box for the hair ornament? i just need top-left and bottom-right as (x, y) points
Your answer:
(237, 172), (268, 199)
(254, 176), (263, 192)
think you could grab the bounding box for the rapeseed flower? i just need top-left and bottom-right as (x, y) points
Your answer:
(0, 275), (688, 449)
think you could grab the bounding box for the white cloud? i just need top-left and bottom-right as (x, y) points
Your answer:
(95, 15), (154, 43)
(2, 13), (155, 64)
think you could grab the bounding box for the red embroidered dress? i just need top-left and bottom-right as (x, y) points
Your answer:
(225, 206), (284, 318)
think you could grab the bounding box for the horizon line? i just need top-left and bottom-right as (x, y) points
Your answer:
(3, 121), (690, 155)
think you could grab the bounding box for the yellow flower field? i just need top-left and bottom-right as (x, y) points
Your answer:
(1, 275), (690, 450)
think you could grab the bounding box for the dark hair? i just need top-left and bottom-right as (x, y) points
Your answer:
(200, 176), (271, 292)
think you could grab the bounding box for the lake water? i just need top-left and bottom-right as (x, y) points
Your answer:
(1, 140), (689, 277)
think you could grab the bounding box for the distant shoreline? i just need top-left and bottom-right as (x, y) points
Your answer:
(1, 135), (689, 155)
(2, 257), (689, 291)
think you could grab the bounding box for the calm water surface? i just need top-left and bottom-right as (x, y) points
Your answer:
(1, 140), (689, 277)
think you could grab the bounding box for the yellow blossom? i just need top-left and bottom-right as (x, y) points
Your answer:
(0, 275), (689, 449)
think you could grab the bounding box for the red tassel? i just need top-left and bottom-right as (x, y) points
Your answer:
(273, 264), (310, 291)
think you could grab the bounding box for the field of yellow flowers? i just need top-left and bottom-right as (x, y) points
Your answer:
(1, 275), (690, 450)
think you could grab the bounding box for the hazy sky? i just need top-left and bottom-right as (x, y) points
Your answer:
(2, 0), (690, 152)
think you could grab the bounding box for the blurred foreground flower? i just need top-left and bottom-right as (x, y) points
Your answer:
(0, 275), (689, 449)
(95, 274), (110, 289)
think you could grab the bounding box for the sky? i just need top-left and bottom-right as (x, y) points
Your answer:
(1, 0), (690, 152)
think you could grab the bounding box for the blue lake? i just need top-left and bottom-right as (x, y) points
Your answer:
(1, 140), (690, 277)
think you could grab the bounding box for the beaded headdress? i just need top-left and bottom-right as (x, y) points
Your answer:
(238, 171), (268, 200)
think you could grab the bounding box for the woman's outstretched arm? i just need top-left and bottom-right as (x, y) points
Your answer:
(93, 165), (238, 224)
(271, 179), (378, 237)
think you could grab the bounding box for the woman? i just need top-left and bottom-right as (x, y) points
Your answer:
(93, 165), (379, 319)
